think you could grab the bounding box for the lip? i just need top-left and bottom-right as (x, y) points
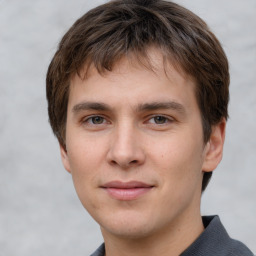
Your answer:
(101, 181), (154, 201)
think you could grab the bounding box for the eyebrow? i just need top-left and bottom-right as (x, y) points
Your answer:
(72, 101), (186, 115)
(72, 102), (111, 113)
(136, 101), (186, 115)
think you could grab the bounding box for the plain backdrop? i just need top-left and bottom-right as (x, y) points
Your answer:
(0, 0), (255, 255)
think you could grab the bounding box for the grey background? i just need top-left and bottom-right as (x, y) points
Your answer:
(0, 0), (255, 255)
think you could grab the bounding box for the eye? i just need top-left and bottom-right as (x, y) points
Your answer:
(83, 115), (107, 125)
(148, 115), (170, 124)
(90, 116), (105, 124)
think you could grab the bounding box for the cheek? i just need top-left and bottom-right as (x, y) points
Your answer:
(150, 134), (204, 185)
(154, 140), (204, 214)
(66, 131), (107, 171)
(66, 139), (105, 200)
(68, 151), (102, 213)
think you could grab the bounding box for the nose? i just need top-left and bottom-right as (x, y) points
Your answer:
(106, 123), (145, 169)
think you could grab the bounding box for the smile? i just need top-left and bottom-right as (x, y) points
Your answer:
(101, 181), (154, 201)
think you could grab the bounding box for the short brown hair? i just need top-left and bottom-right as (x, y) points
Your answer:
(46, 0), (229, 191)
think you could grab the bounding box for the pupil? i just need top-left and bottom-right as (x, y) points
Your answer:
(154, 116), (166, 124)
(92, 116), (103, 124)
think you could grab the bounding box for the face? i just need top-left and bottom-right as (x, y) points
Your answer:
(60, 50), (224, 240)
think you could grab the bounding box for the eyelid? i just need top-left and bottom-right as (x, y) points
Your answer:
(80, 114), (175, 126)
(81, 114), (109, 125)
(146, 114), (175, 125)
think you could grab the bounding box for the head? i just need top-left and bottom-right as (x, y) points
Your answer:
(46, 0), (229, 194)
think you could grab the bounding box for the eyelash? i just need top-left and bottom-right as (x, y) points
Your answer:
(81, 114), (174, 127)
(147, 115), (173, 125)
(82, 115), (108, 125)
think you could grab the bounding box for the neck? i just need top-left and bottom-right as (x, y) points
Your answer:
(102, 211), (204, 256)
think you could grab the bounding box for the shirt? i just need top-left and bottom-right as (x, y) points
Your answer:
(90, 215), (254, 256)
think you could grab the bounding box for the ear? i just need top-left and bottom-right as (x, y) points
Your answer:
(202, 119), (226, 172)
(59, 143), (71, 173)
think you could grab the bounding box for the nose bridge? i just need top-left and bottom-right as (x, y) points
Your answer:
(107, 120), (144, 168)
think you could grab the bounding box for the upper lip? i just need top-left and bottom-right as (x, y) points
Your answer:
(101, 180), (154, 189)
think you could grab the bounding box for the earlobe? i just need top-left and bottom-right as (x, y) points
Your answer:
(59, 143), (72, 173)
(202, 119), (226, 172)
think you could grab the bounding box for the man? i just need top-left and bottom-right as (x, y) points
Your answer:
(46, 0), (254, 255)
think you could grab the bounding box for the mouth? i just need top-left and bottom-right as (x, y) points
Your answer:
(100, 181), (154, 201)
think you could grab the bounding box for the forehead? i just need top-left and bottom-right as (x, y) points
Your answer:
(75, 47), (193, 85)
(68, 48), (197, 112)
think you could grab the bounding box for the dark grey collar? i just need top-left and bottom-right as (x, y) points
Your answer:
(181, 215), (253, 256)
(90, 243), (105, 256)
(90, 216), (254, 256)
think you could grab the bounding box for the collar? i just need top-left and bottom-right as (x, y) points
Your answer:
(181, 215), (253, 256)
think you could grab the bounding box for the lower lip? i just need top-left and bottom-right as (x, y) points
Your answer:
(104, 187), (153, 201)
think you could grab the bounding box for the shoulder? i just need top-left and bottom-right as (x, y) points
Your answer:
(90, 243), (105, 256)
(182, 216), (254, 256)
(204, 216), (254, 256)
(227, 238), (254, 256)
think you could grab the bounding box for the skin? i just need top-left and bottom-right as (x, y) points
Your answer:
(60, 49), (225, 256)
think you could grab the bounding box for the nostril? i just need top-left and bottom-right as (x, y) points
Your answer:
(109, 159), (138, 168)
(110, 160), (118, 165)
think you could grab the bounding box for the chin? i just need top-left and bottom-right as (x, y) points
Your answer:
(102, 223), (154, 239)
(98, 211), (163, 239)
